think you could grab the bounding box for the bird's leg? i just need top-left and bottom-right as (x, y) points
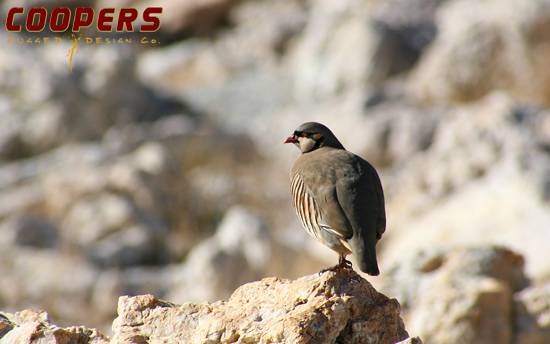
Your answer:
(319, 254), (353, 274)
(337, 254), (353, 269)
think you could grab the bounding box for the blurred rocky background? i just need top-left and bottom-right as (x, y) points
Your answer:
(0, 0), (549, 342)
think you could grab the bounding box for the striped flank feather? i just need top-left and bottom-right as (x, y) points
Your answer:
(291, 170), (327, 244)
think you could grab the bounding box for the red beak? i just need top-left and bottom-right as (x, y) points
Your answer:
(284, 135), (298, 144)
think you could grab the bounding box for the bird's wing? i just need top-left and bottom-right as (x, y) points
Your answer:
(333, 151), (385, 275)
(334, 152), (386, 240)
(295, 152), (354, 240)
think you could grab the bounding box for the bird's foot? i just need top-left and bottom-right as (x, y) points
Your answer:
(318, 256), (353, 275)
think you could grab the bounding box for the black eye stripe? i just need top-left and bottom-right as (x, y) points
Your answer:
(295, 131), (313, 138)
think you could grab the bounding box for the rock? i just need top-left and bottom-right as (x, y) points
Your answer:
(19, 102), (65, 156)
(89, 267), (169, 333)
(514, 278), (550, 344)
(0, 34), (187, 160)
(60, 192), (170, 268)
(396, 338), (423, 344)
(378, 246), (528, 344)
(0, 248), (101, 330)
(380, 94), (550, 279)
(136, 37), (293, 135)
(136, 39), (233, 95)
(0, 214), (59, 249)
(136, 0), (306, 135)
(164, 205), (271, 303)
(0, 183), (44, 221)
(227, 0), (308, 60)
(0, 140), (175, 270)
(0, 120), (271, 273)
(0, 309), (109, 344)
(141, 0), (242, 37)
(287, 0), (374, 103)
(86, 223), (170, 268)
(366, 0), (444, 100)
(0, 313), (14, 339)
(0, 111), (27, 160)
(183, 69), (292, 135)
(102, 115), (198, 155)
(111, 268), (413, 344)
(69, 46), (186, 136)
(283, 0), (441, 105)
(408, 0), (550, 105)
(348, 100), (443, 167)
(0, 268), (421, 343)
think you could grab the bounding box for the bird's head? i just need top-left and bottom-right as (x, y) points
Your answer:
(284, 122), (345, 153)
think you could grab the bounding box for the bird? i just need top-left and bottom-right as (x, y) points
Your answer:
(284, 122), (386, 276)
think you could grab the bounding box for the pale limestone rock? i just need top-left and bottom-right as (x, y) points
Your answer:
(288, 0), (375, 103)
(0, 309), (109, 344)
(380, 94), (550, 279)
(514, 278), (550, 344)
(0, 249), (101, 331)
(138, 0), (241, 36)
(20, 102), (65, 156)
(136, 39), (232, 95)
(0, 214), (59, 249)
(164, 205), (271, 304)
(378, 246), (528, 344)
(395, 337), (423, 344)
(112, 268), (412, 344)
(60, 191), (170, 268)
(408, 0), (550, 105)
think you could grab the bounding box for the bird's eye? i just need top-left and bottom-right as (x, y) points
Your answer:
(294, 131), (318, 138)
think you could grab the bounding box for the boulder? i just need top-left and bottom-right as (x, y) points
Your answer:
(0, 34), (188, 160)
(60, 192), (170, 268)
(379, 94), (550, 279)
(0, 214), (59, 249)
(0, 309), (109, 344)
(0, 249), (101, 333)
(378, 246), (530, 344)
(514, 278), (550, 344)
(0, 268), (421, 344)
(111, 268), (415, 344)
(139, 0), (242, 37)
(164, 205), (271, 304)
(408, 0), (550, 105)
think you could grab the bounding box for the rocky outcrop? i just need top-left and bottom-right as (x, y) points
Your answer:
(112, 269), (411, 344)
(145, 0), (243, 37)
(0, 310), (109, 344)
(1, 269), (421, 344)
(377, 246), (550, 344)
(377, 93), (550, 279)
(2, 245), (548, 344)
(515, 277), (550, 344)
(408, 0), (550, 105)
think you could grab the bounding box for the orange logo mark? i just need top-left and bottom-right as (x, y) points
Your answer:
(66, 33), (81, 73)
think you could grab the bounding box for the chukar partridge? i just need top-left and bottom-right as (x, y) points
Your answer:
(284, 122), (386, 276)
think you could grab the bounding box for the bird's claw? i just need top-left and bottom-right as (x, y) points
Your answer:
(318, 256), (353, 275)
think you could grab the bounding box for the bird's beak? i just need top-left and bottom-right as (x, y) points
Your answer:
(284, 134), (298, 144)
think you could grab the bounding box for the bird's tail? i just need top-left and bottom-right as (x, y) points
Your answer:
(349, 234), (379, 276)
